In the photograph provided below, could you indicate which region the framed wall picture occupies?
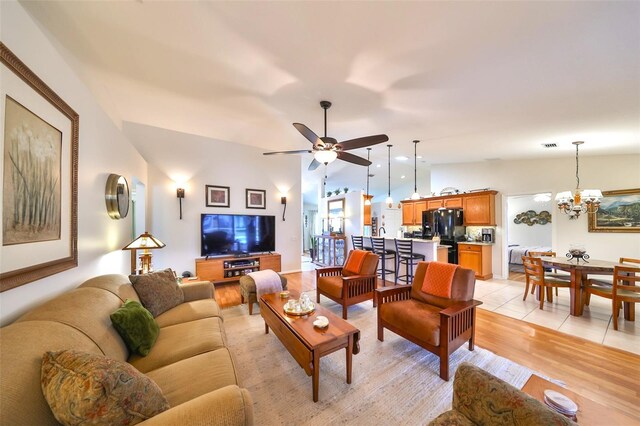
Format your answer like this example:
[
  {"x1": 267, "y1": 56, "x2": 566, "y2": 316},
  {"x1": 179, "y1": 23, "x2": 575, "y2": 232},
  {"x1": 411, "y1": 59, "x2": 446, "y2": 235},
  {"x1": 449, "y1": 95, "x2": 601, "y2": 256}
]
[
  {"x1": 588, "y1": 188, "x2": 640, "y2": 233},
  {"x1": 1, "y1": 43, "x2": 79, "y2": 292},
  {"x1": 205, "y1": 185, "x2": 230, "y2": 208},
  {"x1": 246, "y1": 189, "x2": 266, "y2": 209}
]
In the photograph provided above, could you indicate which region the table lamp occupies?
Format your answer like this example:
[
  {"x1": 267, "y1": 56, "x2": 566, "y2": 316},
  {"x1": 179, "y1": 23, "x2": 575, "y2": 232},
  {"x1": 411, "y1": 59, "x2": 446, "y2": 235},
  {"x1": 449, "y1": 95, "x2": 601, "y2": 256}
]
[{"x1": 122, "y1": 232, "x2": 166, "y2": 274}]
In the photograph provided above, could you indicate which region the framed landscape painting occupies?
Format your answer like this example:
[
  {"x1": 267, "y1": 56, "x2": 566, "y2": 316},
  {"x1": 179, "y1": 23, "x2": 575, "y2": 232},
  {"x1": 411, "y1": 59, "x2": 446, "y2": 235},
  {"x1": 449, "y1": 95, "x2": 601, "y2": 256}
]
[
  {"x1": 588, "y1": 188, "x2": 640, "y2": 233},
  {"x1": 0, "y1": 43, "x2": 79, "y2": 292},
  {"x1": 246, "y1": 189, "x2": 266, "y2": 209},
  {"x1": 205, "y1": 185, "x2": 230, "y2": 208}
]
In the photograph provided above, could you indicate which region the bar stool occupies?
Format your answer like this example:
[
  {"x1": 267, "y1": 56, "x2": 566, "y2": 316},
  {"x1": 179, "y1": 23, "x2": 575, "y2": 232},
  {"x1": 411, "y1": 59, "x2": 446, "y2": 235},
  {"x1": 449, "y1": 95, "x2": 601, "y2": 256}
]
[
  {"x1": 395, "y1": 239, "x2": 425, "y2": 285},
  {"x1": 351, "y1": 235, "x2": 372, "y2": 251},
  {"x1": 370, "y1": 237, "x2": 396, "y2": 286}
]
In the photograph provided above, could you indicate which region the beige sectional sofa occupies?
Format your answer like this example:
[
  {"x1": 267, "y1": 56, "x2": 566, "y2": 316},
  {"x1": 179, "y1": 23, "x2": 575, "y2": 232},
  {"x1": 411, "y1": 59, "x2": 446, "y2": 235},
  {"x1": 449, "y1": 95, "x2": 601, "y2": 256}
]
[{"x1": 0, "y1": 274, "x2": 253, "y2": 425}]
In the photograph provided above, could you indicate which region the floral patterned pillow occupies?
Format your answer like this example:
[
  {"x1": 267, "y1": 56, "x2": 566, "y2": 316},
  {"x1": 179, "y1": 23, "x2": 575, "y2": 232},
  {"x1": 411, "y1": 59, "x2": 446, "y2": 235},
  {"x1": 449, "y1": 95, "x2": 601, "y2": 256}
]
[
  {"x1": 129, "y1": 268, "x2": 184, "y2": 317},
  {"x1": 41, "y1": 350, "x2": 169, "y2": 426}
]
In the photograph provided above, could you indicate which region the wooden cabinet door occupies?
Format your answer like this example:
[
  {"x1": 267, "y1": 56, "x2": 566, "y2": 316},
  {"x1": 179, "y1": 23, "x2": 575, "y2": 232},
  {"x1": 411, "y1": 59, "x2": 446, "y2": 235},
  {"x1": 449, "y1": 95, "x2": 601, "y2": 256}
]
[
  {"x1": 463, "y1": 194, "x2": 495, "y2": 225},
  {"x1": 363, "y1": 196, "x2": 373, "y2": 225},
  {"x1": 413, "y1": 201, "x2": 426, "y2": 225},
  {"x1": 401, "y1": 202, "x2": 414, "y2": 225},
  {"x1": 458, "y1": 250, "x2": 482, "y2": 275},
  {"x1": 437, "y1": 247, "x2": 449, "y2": 263},
  {"x1": 444, "y1": 197, "x2": 463, "y2": 208},
  {"x1": 427, "y1": 199, "x2": 443, "y2": 210},
  {"x1": 260, "y1": 254, "x2": 281, "y2": 271}
]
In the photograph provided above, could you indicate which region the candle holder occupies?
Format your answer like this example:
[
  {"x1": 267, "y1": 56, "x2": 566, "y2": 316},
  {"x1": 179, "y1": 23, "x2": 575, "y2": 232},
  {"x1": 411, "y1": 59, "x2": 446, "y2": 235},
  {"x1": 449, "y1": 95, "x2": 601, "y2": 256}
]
[{"x1": 566, "y1": 245, "x2": 589, "y2": 263}]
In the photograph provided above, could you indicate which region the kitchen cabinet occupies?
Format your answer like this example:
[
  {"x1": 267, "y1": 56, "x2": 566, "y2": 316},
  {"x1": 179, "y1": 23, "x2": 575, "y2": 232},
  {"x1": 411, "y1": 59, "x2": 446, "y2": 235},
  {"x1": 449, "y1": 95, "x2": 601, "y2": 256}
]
[
  {"x1": 462, "y1": 193, "x2": 496, "y2": 226},
  {"x1": 427, "y1": 197, "x2": 463, "y2": 210},
  {"x1": 363, "y1": 195, "x2": 373, "y2": 226},
  {"x1": 458, "y1": 243, "x2": 492, "y2": 279},
  {"x1": 400, "y1": 200, "x2": 426, "y2": 226}
]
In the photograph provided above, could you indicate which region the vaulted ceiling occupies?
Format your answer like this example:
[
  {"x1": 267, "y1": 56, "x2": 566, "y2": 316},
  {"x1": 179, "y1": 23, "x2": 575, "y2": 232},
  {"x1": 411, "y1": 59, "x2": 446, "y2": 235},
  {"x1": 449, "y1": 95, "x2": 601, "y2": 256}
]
[{"x1": 22, "y1": 1, "x2": 640, "y2": 201}]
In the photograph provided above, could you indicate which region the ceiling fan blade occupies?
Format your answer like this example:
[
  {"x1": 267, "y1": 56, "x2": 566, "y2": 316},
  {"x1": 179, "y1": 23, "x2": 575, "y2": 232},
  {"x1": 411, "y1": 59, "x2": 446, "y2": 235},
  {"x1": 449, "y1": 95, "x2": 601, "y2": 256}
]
[
  {"x1": 308, "y1": 158, "x2": 321, "y2": 171},
  {"x1": 336, "y1": 134, "x2": 389, "y2": 151},
  {"x1": 293, "y1": 123, "x2": 324, "y2": 147},
  {"x1": 263, "y1": 149, "x2": 312, "y2": 155},
  {"x1": 337, "y1": 151, "x2": 371, "y2": 166}
]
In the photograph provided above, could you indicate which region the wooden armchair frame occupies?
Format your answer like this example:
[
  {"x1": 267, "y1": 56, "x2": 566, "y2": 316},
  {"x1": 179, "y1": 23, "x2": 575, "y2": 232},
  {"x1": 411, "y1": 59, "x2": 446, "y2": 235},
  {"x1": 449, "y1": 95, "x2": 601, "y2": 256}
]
[
  {"x1": 375, "y1": 286, "x2": 482, "y2": 380},
  {"x1": 316, "y1": 261, "x2": 379, "y2": 319}
]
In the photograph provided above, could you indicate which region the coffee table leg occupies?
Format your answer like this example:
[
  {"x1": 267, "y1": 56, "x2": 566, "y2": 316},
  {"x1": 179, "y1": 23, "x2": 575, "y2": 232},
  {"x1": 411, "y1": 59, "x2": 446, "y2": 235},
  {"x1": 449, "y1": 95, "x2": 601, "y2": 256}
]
[
  {"x1": 346, "y1": 335, "x2": 353, "y2": 384},
  {"x1": 312, "y1": 351, "x2": 320, "y2": 402},
  {"x1": 264, "y1": 322, "x2": 269, "y2": 334}
]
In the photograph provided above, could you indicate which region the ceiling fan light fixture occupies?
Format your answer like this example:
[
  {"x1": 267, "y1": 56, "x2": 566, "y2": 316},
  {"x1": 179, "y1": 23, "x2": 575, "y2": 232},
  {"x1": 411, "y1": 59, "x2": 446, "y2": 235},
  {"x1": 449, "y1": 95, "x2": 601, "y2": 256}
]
[{"x1": 314, "y1": 150, "x2": 338, "y2": 164}]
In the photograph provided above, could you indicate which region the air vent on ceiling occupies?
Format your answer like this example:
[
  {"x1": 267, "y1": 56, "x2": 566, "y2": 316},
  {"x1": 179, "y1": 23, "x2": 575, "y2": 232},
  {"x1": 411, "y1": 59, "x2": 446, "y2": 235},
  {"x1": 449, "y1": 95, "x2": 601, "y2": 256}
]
[{"x1": 542, "y1": 143, "x2": 558, "y2": 148}]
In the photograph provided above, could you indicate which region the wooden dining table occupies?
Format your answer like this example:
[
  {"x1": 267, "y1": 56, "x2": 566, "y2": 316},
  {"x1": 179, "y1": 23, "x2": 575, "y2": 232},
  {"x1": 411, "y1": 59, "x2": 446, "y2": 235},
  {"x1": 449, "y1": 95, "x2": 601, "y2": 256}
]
[{"x1": 540, "y1": 256, "x2": 635, "y2": 318}]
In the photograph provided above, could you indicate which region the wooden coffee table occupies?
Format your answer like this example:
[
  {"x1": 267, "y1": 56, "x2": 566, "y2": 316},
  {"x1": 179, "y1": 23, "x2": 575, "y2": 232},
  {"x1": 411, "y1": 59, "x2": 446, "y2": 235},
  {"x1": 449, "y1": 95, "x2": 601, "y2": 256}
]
[
  {"x1": 259, "y1": 292, "x2": 360, "y2": 402},
  {"x1": 522, "y1": 375, "x2": 637, "y2": 425}
]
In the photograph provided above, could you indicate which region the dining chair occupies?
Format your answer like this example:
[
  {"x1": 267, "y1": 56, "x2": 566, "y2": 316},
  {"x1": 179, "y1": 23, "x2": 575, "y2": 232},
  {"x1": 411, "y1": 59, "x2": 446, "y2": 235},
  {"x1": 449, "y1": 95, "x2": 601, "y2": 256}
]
[
  {"x1": 584, "y1": 265, "x2": 640, "y2": 330},
  {"x1": 522, "y1": 255, "x2": 571, "y2": 309},
  {"x1": 584, "y1": 257, "x2": 640, "y2": 306},
  {"x1": 526, "y1": 251, "x2": 570, "y2": 297},
  {"x1": 394, "y1": 238, "x2": 425, "y2": 285}
]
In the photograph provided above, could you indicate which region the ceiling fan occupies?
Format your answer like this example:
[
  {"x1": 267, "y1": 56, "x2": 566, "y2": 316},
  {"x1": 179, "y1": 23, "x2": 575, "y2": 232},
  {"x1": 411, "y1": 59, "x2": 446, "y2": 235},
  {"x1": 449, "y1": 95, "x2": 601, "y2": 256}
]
[{"x1": 263, "y1": 101, "x2": 389, "y2": 171}]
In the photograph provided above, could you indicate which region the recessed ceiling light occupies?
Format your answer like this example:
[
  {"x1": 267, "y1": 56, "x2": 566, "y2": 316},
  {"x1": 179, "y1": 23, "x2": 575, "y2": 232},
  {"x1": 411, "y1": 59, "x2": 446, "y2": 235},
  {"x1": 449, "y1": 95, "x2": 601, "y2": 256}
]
[
  {"x1": 395, "y1": 156, "x2": 409, "y2": 161},
  {"x1": 401, "y1": 175, "x2": 406, "y2": 179},
  {"x1": 376, "y1": 164, "x2": 381, "y2": 168},
  {"x1": 417, "y1": 155, "x2": 423, "y2": 159}
]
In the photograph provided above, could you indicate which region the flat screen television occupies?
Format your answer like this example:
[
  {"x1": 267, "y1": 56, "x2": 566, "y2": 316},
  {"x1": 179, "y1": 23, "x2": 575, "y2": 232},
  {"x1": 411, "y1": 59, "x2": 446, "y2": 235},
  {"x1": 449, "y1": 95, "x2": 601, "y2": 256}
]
[{"x1": 201, "y1": 214, "x2": 276, "y2": 256}]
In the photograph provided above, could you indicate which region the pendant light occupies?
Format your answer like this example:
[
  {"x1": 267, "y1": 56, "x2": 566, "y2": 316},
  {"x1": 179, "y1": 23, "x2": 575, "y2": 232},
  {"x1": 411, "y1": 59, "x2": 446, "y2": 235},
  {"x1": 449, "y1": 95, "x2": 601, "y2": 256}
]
[
  {"x1": 555, "y1": 141, "x2": 602, "y2": 219},
  {"x1": 411, "y1": 140, "x2": 420, "y2": 199},
  {"x1": 364, "y1": 148, "x2": 372, "y2": 206},
  {"x1": 385, "y1": 144, "x2": 393, "y2": 207}
]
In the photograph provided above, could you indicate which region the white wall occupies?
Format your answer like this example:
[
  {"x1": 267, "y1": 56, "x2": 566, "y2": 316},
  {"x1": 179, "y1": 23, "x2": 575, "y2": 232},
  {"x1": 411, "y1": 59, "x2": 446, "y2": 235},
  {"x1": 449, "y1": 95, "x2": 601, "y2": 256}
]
[
  {"x1": 0, "y1": 2, "x2": 148, "y2": 325},
  {"x1": 123, "y1": 123, "x2": 302, "y2": 274},
  {"x1": 431, "y1": 154, "x2": 640, "y2": 278},
  {"x1": 507, "y1": 194, "x2": 552, "y2": 247},
  {"x1": 318, "y1": 190, "x2": 364, "y2": 252}
]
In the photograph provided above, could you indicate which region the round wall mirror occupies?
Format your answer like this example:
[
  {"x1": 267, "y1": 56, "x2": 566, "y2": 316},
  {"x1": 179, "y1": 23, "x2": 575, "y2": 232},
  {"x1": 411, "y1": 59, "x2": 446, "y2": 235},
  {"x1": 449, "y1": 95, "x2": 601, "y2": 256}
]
[{"x1": 105, "y1": 174, "x2": 130, "y2": 219}]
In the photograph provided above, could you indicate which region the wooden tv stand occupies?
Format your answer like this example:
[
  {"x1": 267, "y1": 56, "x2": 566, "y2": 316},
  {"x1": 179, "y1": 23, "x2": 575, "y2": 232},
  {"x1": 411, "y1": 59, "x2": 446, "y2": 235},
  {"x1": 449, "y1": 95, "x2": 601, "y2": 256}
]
[{"x1": 195, "y1": 253, "x2": 281, "y2": 285}]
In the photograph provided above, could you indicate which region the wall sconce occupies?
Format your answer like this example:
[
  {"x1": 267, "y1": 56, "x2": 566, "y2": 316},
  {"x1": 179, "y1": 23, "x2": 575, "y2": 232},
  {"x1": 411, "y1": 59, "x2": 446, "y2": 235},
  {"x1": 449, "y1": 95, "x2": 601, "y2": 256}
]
[
  {"x1": 281, "y1": 196, "x2": 287, "y2": 221},
  {"x1": 177, "y1": 188, "x2": 185, "y2": 219}
]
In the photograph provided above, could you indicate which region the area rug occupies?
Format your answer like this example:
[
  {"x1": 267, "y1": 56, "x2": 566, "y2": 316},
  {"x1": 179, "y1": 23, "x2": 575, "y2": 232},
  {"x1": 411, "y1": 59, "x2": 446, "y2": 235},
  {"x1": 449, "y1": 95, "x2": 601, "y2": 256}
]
[{"x1": 224, "y1": 295, "x2": 534, "y2": 425}]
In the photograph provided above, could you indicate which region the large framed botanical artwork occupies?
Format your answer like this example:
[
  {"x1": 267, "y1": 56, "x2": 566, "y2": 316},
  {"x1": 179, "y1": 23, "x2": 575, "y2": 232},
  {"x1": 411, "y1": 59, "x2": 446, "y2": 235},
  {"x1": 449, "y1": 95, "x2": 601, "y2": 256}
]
[
  {"x1": 0, "y1": 43, "x2": 79, "y2": 292},
  {"x1": 588, "y1": 188, "x2": 640, "y2": 233}
]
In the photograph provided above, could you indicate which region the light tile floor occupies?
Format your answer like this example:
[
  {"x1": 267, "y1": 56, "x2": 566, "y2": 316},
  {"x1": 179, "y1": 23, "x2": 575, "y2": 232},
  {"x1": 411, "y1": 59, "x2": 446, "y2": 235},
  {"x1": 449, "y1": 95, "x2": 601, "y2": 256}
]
[{"x1": 476, "y1": 278, "x2": 640, "y2": 355}]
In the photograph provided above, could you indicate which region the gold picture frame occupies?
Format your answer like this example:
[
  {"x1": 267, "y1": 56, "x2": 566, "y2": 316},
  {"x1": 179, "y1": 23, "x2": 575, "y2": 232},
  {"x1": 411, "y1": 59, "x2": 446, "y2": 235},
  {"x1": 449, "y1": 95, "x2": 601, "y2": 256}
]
[
  {"x1": 588, "y1": 188, "x2": 640, "y2": 233},
  {"x1": 1, "y1": 43, "x2": 79, "y2": 292}
]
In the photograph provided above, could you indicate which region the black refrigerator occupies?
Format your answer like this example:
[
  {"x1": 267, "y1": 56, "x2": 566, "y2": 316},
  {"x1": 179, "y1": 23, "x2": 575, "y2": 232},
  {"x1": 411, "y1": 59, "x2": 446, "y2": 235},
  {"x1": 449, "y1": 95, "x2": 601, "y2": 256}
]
[{"x1": 422, "y1": 209, "x2": 465, "y2": 264}]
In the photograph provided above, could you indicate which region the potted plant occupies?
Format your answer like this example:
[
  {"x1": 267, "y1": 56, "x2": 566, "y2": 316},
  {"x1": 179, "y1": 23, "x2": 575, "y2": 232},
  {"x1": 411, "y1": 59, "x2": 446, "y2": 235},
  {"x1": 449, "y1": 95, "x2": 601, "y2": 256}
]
[
  {"x1": 343, "y1": 187, "x2": 349, "y2": 193},
  {"x1": 326, "y1": 191, "x2": 332, "y2": 197},
  {"x1": 334, "y1": 188, "x2": 341, "y2": 195},
  {"x1": 308, "y1": 235, "x2": 317, "y2": 260}
]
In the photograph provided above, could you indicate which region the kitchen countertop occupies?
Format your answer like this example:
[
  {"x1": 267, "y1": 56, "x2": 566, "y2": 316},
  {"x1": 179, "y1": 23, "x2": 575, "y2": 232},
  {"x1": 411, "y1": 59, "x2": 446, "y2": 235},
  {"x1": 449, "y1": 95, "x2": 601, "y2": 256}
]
[{"x1": 459, "y1": 241, "x2": 493, "y2": 246}]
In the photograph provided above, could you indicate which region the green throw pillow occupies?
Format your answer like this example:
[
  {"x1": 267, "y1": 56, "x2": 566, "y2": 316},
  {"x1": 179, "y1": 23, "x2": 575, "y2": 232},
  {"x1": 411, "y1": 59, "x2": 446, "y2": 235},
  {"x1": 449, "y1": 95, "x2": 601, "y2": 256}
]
[{"x1": 110, "y1": 299, "x2": 160, "y2": 356}]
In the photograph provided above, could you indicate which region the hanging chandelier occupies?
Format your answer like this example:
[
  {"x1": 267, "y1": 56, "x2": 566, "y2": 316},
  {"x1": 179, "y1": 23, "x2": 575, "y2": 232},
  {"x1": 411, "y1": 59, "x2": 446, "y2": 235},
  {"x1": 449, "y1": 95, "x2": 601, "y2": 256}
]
[
  {"x1": 365, "y1": 148, "x2": 372, "y2": 206},
  {"x1": 386, "y1": 144, "x2": 393, "y2": 207},
  {"x1": 411, "y1": 140, "x2": 420, "y2": 199},
  {"x1": 555, "y1": 141, "x2": 602, "y2": 219}
]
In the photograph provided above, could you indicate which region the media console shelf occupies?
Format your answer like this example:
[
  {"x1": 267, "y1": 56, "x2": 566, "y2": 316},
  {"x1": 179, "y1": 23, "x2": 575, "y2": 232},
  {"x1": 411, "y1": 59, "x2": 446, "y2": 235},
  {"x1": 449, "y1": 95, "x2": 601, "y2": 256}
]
[{"x1": 195, "y1": 253, "x2": 281, "y2": 285}]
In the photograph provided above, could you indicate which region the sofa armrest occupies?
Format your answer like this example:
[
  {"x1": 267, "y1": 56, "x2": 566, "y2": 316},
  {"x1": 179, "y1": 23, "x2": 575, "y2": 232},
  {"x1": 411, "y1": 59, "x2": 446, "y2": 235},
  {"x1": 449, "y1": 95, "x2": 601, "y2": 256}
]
[
  {"x1": 342, "y1": 275, "x2": 377, "y2": 296},
  {"x1": 181, "y1": 281, "x2": 215, "y2": 302},
  {"x1": 142, "y1": 385, "x2": 253, "y2": 426},
  {"x1": 375, "y1": 285, "x2": 411, "y2": 306}
]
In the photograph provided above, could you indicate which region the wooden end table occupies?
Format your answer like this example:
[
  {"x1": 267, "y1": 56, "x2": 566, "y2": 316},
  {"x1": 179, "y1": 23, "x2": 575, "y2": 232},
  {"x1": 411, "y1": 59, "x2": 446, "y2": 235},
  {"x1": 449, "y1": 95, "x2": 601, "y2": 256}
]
[
  {"x1": 259, "y1": 292, "x2": 360, "y2": 402},
  {"x1": 522, "y1": 375, "x2": 637, "y2": 425}
]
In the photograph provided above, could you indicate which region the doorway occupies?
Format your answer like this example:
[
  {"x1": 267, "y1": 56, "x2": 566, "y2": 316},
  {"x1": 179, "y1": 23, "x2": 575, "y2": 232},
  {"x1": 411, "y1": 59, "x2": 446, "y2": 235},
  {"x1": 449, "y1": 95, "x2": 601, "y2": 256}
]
[{"x1": 505, "y1": 193, "x2": 553, "y2": 281}]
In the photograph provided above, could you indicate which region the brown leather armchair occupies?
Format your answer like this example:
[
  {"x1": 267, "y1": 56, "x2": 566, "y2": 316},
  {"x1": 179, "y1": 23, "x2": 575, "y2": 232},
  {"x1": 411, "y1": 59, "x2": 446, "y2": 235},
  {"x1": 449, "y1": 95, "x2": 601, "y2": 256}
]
[
  {"x1": 376, "y1": 261, "x2": 482, "y2": 381},
  {"x1": 316, "y1": 250, "x2": 379, "y2": 319}
]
